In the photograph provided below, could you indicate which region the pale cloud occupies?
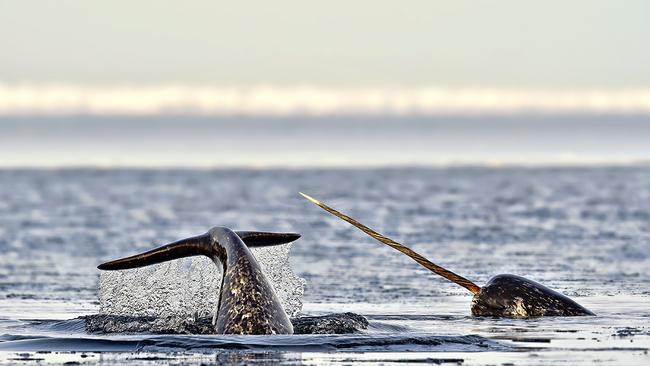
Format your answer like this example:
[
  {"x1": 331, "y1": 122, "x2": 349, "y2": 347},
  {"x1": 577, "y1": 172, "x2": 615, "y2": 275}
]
[{"x1": 1, "y1": 84, "x2": 649, "y2": 116}]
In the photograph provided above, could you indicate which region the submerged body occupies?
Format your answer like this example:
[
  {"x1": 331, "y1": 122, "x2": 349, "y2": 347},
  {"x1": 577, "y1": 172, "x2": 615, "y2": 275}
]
[
  {"x1": 471, "y1": 274, "x2": 594, "y2": 317},
  {"x1": 98, "y1": 227, "x2": 299, "y2": 335}
]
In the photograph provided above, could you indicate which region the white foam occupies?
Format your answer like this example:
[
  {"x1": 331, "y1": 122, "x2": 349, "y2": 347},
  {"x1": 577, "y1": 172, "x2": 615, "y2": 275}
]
[{"x1": 98, "y1": 244, "x2": 305, "y2": 319}]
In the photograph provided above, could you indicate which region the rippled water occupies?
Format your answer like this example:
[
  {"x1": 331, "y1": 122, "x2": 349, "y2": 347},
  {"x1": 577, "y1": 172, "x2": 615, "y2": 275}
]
[{"x1": 0, "y1": 167, "x2": 649, "y2": 365}]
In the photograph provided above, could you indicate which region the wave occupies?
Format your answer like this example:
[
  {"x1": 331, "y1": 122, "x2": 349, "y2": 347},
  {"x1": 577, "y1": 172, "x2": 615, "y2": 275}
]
[
  {"x1": 0, "y1": 333, "x2": 507, "y2": 353},
  {"x1": 0, "y1": 314, "x2": 509, "y2": 353}
]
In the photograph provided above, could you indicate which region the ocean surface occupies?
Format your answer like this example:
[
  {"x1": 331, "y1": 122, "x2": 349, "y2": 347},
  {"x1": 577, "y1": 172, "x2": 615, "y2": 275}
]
[{"x1": 0, "y1": 167, "x2": 649, "y2": 365}]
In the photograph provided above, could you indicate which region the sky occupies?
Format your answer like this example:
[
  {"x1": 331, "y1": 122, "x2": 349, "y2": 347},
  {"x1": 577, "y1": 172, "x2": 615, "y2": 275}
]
[
  {"x1": 1, "y1": 1, "x2": 650, "y2": 167},
  {"x1": 0, "y1": 0, "x2": 648, "y2": 88}
]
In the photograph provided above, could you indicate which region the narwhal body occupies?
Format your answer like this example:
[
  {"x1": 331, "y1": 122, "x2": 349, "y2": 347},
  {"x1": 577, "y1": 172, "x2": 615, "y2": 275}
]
[
  {"x1": 98, "y1": 227, "x2": 300, "y2": 334},
  {"x1": 300, "y1": 193, "x2": 593, "y2": 318},
  {"x1": 471, "y1": 274, "x2": 593, "y2": 317}
]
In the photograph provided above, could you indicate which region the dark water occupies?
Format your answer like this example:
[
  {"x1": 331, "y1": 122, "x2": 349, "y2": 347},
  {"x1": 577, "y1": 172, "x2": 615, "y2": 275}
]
[{"x1": 0, "y1": 167, "x2": 649, "y2": 365}]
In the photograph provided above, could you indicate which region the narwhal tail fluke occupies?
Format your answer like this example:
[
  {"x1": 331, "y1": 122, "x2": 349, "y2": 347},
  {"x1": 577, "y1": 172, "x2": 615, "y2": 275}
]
[
  {"x1": 300, "y1": 192, "x2": 482, "y2": 295},
  {"x1": 98, "y1": 234, "x2": 212, "y2": 270},
  {"x1": 236, "y1": 231, "x2": 301, "y2": 247}
]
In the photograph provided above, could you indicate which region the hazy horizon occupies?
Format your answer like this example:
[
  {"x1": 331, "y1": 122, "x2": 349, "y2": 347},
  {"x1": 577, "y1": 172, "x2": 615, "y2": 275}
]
[{"x1": 1, "y1": 115, "x2": 648, "y2": 168}]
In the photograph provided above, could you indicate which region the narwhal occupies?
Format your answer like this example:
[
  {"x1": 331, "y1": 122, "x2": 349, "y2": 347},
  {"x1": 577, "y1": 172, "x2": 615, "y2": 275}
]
[
  {"x1": 98, "y1": 227, "x2": 301, "y2": 334},
  {"x1": 300, "y1": 193, "x2": 594, "y2": 317}
]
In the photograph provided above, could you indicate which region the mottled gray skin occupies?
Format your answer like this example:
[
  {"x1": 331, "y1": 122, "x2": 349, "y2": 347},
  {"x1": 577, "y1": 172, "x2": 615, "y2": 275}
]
[
  {"x1": 98, "y1": 226, "x2": 297, "y2": 335},
  {"x1": 471, "y1": 274, "x2": 594, "y2": 317},
  {"x1": 207, "y1": 227, "x2": 293, "y2": 335}
]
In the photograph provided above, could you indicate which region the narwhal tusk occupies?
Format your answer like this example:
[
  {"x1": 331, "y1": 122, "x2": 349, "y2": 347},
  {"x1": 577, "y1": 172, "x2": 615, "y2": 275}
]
[{"x1": 300, "y1": 192, "x2": 482, "y2": 294}]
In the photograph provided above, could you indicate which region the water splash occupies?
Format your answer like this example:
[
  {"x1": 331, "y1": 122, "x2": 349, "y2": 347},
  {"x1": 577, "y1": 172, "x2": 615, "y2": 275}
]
[{"x1": 99, "y1": 243, "x2": 305, "y2": 321}]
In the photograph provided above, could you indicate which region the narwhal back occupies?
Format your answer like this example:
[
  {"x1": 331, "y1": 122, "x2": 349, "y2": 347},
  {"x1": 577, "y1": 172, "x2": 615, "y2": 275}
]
[{"x1": 471, "y1": 274, "x2": 594, "y2": 317}]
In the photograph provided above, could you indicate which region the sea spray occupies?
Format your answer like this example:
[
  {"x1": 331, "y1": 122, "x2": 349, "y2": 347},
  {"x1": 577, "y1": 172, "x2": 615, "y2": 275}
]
[{"x1": 99, "y1": 243, "x2": 305, "y2": 320}]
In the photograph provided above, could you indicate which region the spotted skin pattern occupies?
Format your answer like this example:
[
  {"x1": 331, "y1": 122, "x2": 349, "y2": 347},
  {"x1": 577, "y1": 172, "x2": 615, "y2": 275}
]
[
  {"x1": 209, "y1": 227, "x2": 293, "y2": 334},
  {"x1": 471, "y1": 274, "x2": 594, "y2": 317}
]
